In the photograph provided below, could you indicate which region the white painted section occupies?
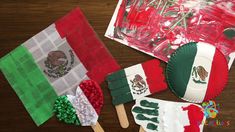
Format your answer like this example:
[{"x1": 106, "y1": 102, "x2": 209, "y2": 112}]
[
  {"x1": 124, "y1": 64, "x2": 151, "y2": 100},
  {"x1": 228, "y1": 52, "x2": 235, "y2": 69},
  {"x1": 184, "y1": 42, "x2": 216, "y2": 103}
]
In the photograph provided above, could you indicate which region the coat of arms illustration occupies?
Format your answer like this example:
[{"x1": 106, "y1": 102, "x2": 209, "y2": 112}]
[
  {"x1": 44, "y1": 50, "x2": 74, "y2": 78},
  {"x1": 192, "y1": 66, "x2": 208, "y2": 84},
  {"x1": 130, "y1": 74, "x2": 148, "y2": 95}
]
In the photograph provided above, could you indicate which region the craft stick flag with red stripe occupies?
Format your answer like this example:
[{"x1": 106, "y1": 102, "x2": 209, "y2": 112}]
[
  {"x1": 0, "y1": 7, "x2": 120, "y2": 126},
  {"x1": 107, "y1": 59, "x2": 167, "y2": 105}
]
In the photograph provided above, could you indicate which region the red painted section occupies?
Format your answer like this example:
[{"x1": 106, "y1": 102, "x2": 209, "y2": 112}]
[
  {"x1": 114, "y1": 0, "x2": 127, "y2": 28},
  {"x1": 55, "y1": 7, "x2": 120, "y2": 84},
  {"x1": 127, "y1": 6, "x2": 155, "y2": 28},
  {"x1": 182, "y1": 104, "x2": 204, "y2": 132},
  {"x1": 112, "y1": 1, "x2": 235, "y2": 63},
  {"x1": 204, "y1": 49, "x2": 228, "y2": 101},
  {"x1": 141, "y1": 59, "x2": 167, "y2": 93}
]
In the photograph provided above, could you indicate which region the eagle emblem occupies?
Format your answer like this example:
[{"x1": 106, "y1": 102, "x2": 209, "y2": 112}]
[
  {"x1": 130, "y1": 74, "x2": 148, "y2": 95},
  {"x1": 44, "y1": 50, "x2": 74, "y2": 78},
  {"x1": 192, "y1": 66, "x2": 208, "y2": 84}
]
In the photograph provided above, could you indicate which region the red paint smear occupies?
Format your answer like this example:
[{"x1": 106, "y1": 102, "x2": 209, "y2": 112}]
[
  {"x1": 79, "y1": 80, "x2": 103, "y2": 115},
  {"x1": 182, "y1": 104, "x2": 204, "y2": 132},
  {"x1": 114, "y1": 0, "x2": 127, "y2": 28},
  {"x1": 141, "y1": 59, "x2": 167, "y2": 93},
  {"x1": 127, "y1": 6, "x2": 155, "y2": 28},
  {"x1": 55, "y1": 7, "x2": 120, "y2": 84},
  {"x1": 202, "y1": 2, "x2": 235, "y2": 26}
]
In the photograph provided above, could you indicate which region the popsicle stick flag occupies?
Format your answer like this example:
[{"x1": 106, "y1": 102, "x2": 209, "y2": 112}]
[
  {"x1": 0, "y1": 7, "x2": 120, "y2": 126},
  {"x1": 54, "y1": 80, "x2": 104, "y2": 132},
  {"x1": 106, "y1": 59, "x2": 167, "y2": 128},
  {"x1": 132, "y1": 97, "x2": 206, "y2": 132}
]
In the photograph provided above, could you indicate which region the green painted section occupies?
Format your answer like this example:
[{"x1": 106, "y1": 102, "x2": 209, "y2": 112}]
[
  {"x1": 132, "y1": 99, "x2": 160, "y2": 131},
  {"x1": 224, "y1": 28, "x2": 235, "y2": 39},
  {"x1": 136, "y1": 114, "x2": 159, "y2": 123},
  {"x1": 140, "y1": 100, "x2": 159, "y2": 109},
  {"x1": 110, "y1": 85, "x2": 131, "y2": 97},
  {"x1": 106, "y1": 69, "x2": 126, "y2": 82},
  {"x1": 132, "y1": 106, "x2": 158, "y2": 116},
  {"x1": 112, "y1": 92, "x2": 133, "y2": 105},
  {"x1": 108, "y1": 77, "x2": 130, "y2": 90},
  {"x1": 107, "y1": 68, "x2": 135, "y2": 105},
  {"x1": 147, "y1": 123, "x2": 158, "y2": 131},
  {"x1": 166, "y1": 42, "x2": 197, "y2": 97},
  {"x1": 0, "y1": 45, "x2": 58, "y2": 126}
]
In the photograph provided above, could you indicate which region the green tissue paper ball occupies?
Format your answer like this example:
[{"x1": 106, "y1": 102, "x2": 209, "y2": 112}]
[{"x1": 54, "y1": 95, "x2": 80, "y2": 125}]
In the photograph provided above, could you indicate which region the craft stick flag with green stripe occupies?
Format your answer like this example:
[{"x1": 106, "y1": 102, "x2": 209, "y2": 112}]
[
  {"x1": 166, "y1": 42, "x2": 228, "y2": 103},
  {"x1": 0, "y1": 7, "x2": 119, "y2": 126},
  {"x1": 106, "y1": 59, "x2": 167, "y2": 105}
]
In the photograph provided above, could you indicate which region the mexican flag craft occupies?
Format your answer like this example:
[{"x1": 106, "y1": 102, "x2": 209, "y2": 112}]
[
  {"x1": 132, "y1": 97, "x2": 206, "y2": 132},
  {"x1": 54, "y1": 80, "x2": 104, "y2": 132},
  {"x1": 105, "y1": 0, "x2": 235, "y2": 68},
  {"x1": 0, "y1": 7, "x2": 119, "y2": 126},
  {"x1": 166, "y1": 42, "x2": 228, "y2": 103},
  {"x1": 106, "y1": 59, "x2": 167, "y2": 128}
]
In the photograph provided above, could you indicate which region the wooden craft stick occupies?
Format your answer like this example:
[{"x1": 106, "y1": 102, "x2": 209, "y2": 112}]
[
  {"x1": 91, "y1": 122, "x2": 104, "y2": 132},
  {"x1": 115, "y1": 104, "x2": 129, "y2": 128},
  {"x1": 139, "y1": 126, "x2": 145, "y2": 132}
]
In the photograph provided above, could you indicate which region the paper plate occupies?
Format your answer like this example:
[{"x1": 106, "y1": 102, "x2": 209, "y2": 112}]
[{"x1": 166, "y1": 42, "x2": 228, "y2": 103}]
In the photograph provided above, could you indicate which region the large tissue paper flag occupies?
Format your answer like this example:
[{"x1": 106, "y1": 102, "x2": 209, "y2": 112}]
[{"x1": 0, "y1": 7, "x2": 120, "y2": 126}]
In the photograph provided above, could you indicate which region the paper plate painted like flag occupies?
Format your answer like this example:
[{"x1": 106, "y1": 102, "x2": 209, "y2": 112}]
[
  {"x1": 132, "y1": 97, "x2": 206, "y2": 132},
  {"x1": 0, "y1": 7, "x2": 120, "y2": 126},
  {"x1": 166, "y1": 42, "x2": 228, "y2": 103}
]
